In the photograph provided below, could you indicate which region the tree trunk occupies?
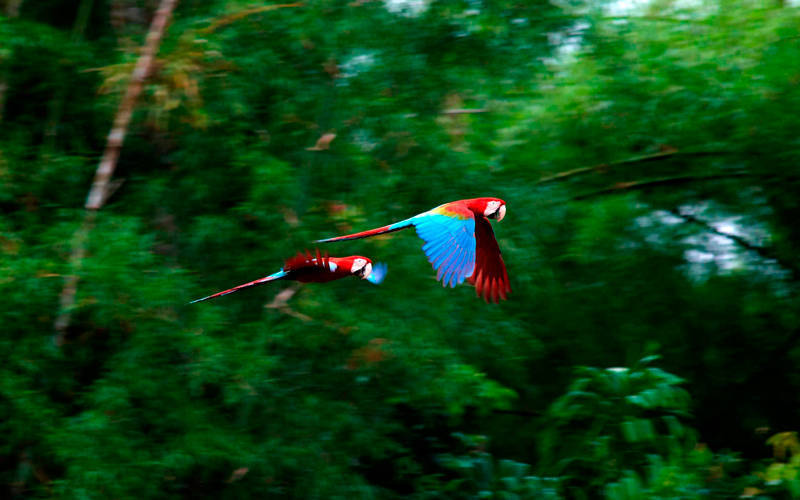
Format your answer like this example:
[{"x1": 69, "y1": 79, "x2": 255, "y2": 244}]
[
  {"x1": 54, "y1": 0, "x2": 179, "y2": 344},
  {"x1": 86, "y1": 0, "x2": 178, "y2": 209}
]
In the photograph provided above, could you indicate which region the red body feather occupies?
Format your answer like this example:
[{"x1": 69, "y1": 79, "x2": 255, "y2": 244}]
[
  {"x1": 286, "y1": 250, "x2": 360, "y2": 283},
  {"x1": 190, "y1": 249, "x2": 373, "y2": 304}
]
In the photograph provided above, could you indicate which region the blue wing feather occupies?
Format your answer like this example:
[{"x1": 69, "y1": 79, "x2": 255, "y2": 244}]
[
  {"x1": 411, "y1": 212, "x2": 476, "y2": 288},
  {"x1": 447, "y1": 242, "x2": 466, "y2": 287},
  {"x1": 449, "y1": 224, "x2": 473, "y2": 287},
  {"x1": 450, "y1": 246, "x2": 467, "y2": 287},
  {"x1": 437, "y1": 245, "x2": 457, "y2": 285},
  {"x1": 444, "y1": 249, "x2": 460, "y2": 287},
  {"x1": 431, "y1": 237, "x2": 455, "y2": 266}
]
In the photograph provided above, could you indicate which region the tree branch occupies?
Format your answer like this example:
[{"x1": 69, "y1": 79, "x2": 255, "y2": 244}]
[
  {"x1": 54, "y1": 0, "x2": 179, "y2": 345},
  {"x1": 570, "y1": 172, "x2": 753, "y2": 200},
  {"x1": 669, "y1": 208, "x2": 800, "y2": 279},
  {"x1": 53, "y1": 213, "x2": 95, "y2": 339},
  {"x1": 599, "y1": 15, "x2": 709, "y2": 24},
  {"x1": 537, "y1": 150, "x2": 742, "y2": 185},
  {"x1": 85, "y1": 0, "x2": 178, "y2": 210},
  {"x1": 200, "y1": 3, "x2": 304, "y2": 34},
  {"x1": 441, "y1": 108, "x2": 489, "y2": 115}
]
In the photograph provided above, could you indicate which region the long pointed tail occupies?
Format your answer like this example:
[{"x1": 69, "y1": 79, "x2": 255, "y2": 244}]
[
  {"x1": 189, "y1": 270, "x2": 288, "y2": 304},
  {"x1": 315, "y1": 219, "x2": 414, "y2": 243}
]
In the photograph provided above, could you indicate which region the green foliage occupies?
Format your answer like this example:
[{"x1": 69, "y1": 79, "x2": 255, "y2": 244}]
[
  {"x1": 435, "y1": 433, "x2": 562, "y2": 499},
  {"x1": 749, "y1": 432, "x2": 800, "y2": 498},
  {"x1": 540, "y1": 357, "x2": 687, "y2": 496},
  {"x1": 3, "y1": 0, "x2": 800, "y2": 497}
]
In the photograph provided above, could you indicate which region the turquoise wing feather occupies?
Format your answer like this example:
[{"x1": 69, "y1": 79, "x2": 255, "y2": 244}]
[{"x1": 412, "y1": 206, "x2": 476, "y2": 288}]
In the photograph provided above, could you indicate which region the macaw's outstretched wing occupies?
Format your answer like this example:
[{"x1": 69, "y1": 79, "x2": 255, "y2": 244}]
[
  {"x1": 366, "y1": 262, "x2": 388, "y2": 285},
  {"x1": 413, "y1": 204, "x2": 476, "y2": 288},
  {"x1": 468, "y1": 216, "x2": 510, "y2": 303},
  {"x1": 189, "y1": 270, "x2": 288, "y2": 304}
]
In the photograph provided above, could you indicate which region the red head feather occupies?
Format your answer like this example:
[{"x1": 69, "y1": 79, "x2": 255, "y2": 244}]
[{"x1": 462, "y1": 197, "x2": 506, "y2": 220}]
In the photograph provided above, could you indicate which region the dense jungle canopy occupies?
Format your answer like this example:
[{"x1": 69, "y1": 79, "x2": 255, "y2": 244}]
[{"x1": 3, "y1": 0, "x2": 800, "y2": 497}]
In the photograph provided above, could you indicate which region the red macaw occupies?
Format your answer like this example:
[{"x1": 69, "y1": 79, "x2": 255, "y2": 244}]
[
  {"x1": 190, "y1": 249, "x2": 387, "y2": 304},
  {"x1": 316, "y1": 197, "x2": 510, "y2": 302}
]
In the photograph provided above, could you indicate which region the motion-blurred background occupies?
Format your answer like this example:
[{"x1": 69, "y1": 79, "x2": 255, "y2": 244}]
[{"x1": 3, "y1": 0, "x2": 800, "y2": 497}]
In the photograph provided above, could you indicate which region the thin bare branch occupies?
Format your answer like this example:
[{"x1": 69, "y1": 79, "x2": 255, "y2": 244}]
[
  {"x1": 570, "y1": 172, "x2": 753, "y2": 200},
  {"x1": 537, "y1": 150, "x2": 741, "y2": 185},
  {"x1": 670, "y1": 208, "x2": 800, "y2": 280},
  {"x1": 441, "y1": 108, "x2": 489, "y2": 115},
  {"x1": 265, "y1": 284, "x2": 313, "y2": 321},
  {"x1": 86, "y1": 0, "x2": 179, "y2": 210},
  {"x1": 0, "y1": 82, "x2": 7, "y2": 122},
  {"x1": 306, "y1": 132, "x2": 336, "y2": 151},
  {"x1": 55, "y1": 0, "x2": 179, "y2": 344},
  {"x1": 265, "y1": 285, "x2": 353, "y2": 331},
  {"x1": 200, "y1": 3, "x2": 304, "y2": 34},
  {"x1": 599, "y1": 15, "x2": 707, "y2": 24},
  {"x1": 53, "y1": 213, "x2": 95, "y2": 340}
]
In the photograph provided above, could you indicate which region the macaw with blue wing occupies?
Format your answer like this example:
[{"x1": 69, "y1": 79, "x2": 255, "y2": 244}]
[
  {"x1": 316, "y1": 197, "x2": 510, "y2": 302},
  {"x1": 190, "y1": 249, "x2": 387, "y2": 304}
]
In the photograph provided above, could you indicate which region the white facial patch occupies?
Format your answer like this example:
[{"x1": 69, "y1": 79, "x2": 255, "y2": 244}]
[
  {"x1": 351, "y1": 258, "x2": 367, "y2": 274},
  {"x1": 484, "y1": 200, "x2": 502, "y2": 217}
]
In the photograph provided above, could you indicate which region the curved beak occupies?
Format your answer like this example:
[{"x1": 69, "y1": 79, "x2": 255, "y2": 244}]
[
  {"x1": 360, "y1": 262, "x2": 373, "y2": 280},
  {"x1": 495, "y1": 204, "x2": 506, "y2": 221}
]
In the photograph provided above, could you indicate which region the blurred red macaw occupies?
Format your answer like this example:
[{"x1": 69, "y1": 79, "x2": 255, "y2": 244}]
[
  {"x1": 317, "y1": 197, "x2": 510, "y2": 302},
  {"x1": 190, "y1": 249, "x2": 387, "y2": 304}
]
